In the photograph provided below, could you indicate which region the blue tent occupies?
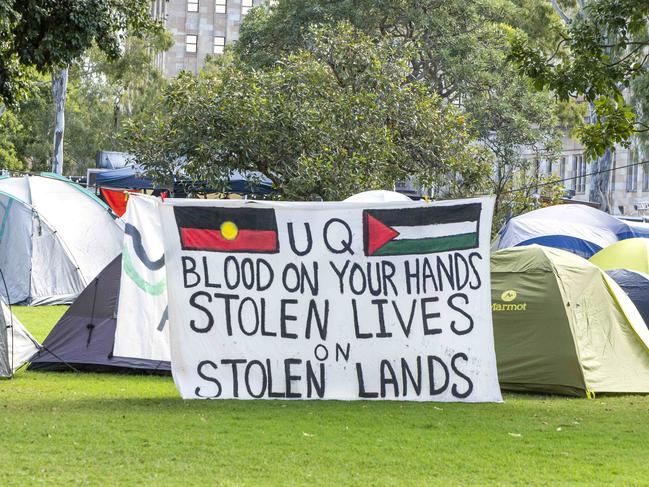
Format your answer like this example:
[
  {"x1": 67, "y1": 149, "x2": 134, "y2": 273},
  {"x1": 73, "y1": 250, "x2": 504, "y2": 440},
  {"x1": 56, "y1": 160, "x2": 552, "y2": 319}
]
[
  {"x1": 95, "y1": 167, "x2": 274, "y2": 195},
  {"x1": 606, "y1": 269, "x2": 649, "y2": 331},
  {"x1": 95, "y1": 167, "x2": 154, "y2": 189},
  {"x1": 495, "y1": 204, "x2": 649, "y2": 258}
]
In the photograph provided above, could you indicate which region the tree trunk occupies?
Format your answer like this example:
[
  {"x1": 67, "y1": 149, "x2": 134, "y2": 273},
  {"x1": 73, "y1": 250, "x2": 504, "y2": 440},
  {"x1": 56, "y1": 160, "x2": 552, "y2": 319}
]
[
  {"x1": 51, "y1": 68, "x2": 68, "y2": 175},
  {"x1": 549, "y1": 2, "x2": 614, "y2": 212},
  {"x1": 589, "y1": 150, "x2": 613, "y2": 212}
]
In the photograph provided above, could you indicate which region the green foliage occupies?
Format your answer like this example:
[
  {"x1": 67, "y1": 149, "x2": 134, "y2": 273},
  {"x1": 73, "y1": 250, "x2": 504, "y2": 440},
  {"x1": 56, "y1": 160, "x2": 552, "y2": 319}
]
[
  {"x1": 576, "y1": 95, "x2": 637, "y2": 159},
  {"x1": 1, "y1": 81, "x2": 52, "y2": 172},
  {"x1": 1, "y1": 32, "x2": 168, "y2": 175},
  {"x1": 124, "y1": 23, "x2": 488, "y2": 200},
  {"x1": 509, "y1": 0, "x2": 649, "y2": 157},
  {"x1": 0, "y1": 0, "x2": 164, "y2": 106},
  {"x1": 631, "y1": 73, "x2": 649, "y2": 154},
  {"x1": 0, "y1": 108, "x2": 23, "y2": 169},
  {"x1": 459, "y1": 24, "x2": 563, "y2": 220},
  {"x1": 230, "y1": 0, "x2": 564, "y2": 208}
]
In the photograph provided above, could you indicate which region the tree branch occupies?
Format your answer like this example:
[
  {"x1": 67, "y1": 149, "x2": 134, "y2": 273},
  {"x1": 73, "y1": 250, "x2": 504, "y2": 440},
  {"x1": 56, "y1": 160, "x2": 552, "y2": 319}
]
[{"x1": 549, "y1": 0, "x2": 571, "y2": 25}]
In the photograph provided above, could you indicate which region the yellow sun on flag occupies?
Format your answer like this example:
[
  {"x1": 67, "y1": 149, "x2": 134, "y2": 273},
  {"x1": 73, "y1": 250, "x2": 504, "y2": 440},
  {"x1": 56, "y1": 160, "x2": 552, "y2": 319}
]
[{"x1": 220, "y1": 221, "x2": 239, "y2": 240}]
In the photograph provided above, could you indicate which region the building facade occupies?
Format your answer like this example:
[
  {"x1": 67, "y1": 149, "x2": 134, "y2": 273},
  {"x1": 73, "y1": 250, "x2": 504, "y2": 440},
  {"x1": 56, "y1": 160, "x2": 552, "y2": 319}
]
[
  {"x1": 535, "y1": 135, "x2": 647, "y2": 217},
  {"x1": 151, "y1": 0, "x2": 266, "y2": 78}
]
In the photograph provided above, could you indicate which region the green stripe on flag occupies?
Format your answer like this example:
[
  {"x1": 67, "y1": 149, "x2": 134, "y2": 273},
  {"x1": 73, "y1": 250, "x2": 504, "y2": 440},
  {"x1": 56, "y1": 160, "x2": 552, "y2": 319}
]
[
  {"x1": 373, "y1": 233, "x2": 477, "y2": 256},
  {"x1": 123, "y1": 247, "x2": 167, "y2": 296}
]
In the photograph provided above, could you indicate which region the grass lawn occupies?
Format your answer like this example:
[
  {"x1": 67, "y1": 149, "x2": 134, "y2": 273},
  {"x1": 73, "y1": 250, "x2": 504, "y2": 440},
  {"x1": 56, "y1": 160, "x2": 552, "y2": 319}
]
[{"x1": 1, "y1": 306, "x2": 648, "y2": 485}]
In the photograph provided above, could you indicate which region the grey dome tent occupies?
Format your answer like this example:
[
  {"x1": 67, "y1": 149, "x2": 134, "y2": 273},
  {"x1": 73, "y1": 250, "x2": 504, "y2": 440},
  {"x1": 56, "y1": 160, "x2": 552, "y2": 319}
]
[
  {"x1": 28, "y1": 255, "x2": 170, "y2": 373},
  {"x1": 0, "y1": 299, "x2": 40, "y2": 377},
  {"x1": 606, "y1": 269, "x2": 649, "y2": 330},
  {"x1": 0, "y1": 173, "x2": 123, "y2": 305}
]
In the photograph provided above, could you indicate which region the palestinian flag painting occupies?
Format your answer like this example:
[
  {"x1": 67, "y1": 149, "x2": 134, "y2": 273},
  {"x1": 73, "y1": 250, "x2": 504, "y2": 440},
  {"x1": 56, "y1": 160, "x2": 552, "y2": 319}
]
[
  {"x1": 174, "y1": 206, "x2": 279, "y2": 253},
  {"x1": 363, "y1": 203, "x2": 481, "y2": 256}
]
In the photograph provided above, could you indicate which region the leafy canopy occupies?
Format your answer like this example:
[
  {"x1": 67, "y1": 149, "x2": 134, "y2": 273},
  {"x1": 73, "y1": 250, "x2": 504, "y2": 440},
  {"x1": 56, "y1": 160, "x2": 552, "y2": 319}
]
[
  {"x1": 0, "y1": 0, "x2": 163, "y2": 106},
  {"x1": 2, "y1": 31, "x2": 170, "y2": 175},
  {"x1": 509, "y1": 0, "x2": 649, "y2": 159},
  {"x1": 123, "y1": 23, "x2": 488, "y2": 200},
  {"x1": 233, "y1": 0, "x2": 563, "y2": 216}
]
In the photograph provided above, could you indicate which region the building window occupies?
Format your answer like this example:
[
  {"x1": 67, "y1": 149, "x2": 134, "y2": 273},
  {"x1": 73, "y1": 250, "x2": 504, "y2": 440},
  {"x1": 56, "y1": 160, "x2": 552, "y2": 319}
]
[
  {"x1": 545, "y1": 159, "x2": 552, "y2": 176},
  {"x1": 241, "y1": 0, "x2": 253, "y2": 15},
  {"x1": 187, "y1": 0, "x2": 199, "y2": 12},
  {"x1": 559, "y1": 156, "x2": 566, "y2": 182},
  {"x1": 574, "y1": 154, "x2": 586, "y2": 193},
  {"x1": 215, "y1": 0, "x2": 226, "y2": 14},
  {"x1": 213, "y1": 36, "x2": 225, "y2": 54},
  {"x1": 627, "y1": 162, "x2": 638, "y2": 192},
  {"x1": 186, "y1": 34, "x2": 198, "y2": 53},
  {"x1": 643, "y1": 163, "x2": 649, "y2": 192}
]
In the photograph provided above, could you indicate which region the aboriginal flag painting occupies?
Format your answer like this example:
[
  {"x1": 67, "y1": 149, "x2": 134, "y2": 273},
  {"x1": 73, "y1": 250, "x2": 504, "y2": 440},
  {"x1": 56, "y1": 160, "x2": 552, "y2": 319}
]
[
  {"x1": 174, "y1": 206, "x2": 279, "y2": 253},
  {"x1": 363, "y1": 203, "x2": 481, "y2": 256}
]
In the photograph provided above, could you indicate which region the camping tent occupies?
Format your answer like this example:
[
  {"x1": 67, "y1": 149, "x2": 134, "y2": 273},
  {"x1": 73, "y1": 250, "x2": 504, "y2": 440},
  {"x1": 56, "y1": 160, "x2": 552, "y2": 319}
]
[
  {"x1": 606, "y1": 269, "x2": 649, "y2": 330},
  {"x1": 344, "y1": 190, "x2": 412, "y2": 202},
  {"x1": 491, "y1": 245, "x2": 649, "y2": 396},
  {"x1": 95, "y1": 167, "x2": 274, "y2": 195},
  {"x1": 0, "y1": 173, "x2": 123, "y2": 305},
  {"x1": 28, "y1": 255, "x2": 170, "y2": 373},
  {"x1": 589, "y1": 238, "x2": 649, "y2": 273},
  {"x1": 494, "y1": 204, "x2": 649, "y2": 258},
  {"x1": 0, "y1": 300, "x2": 40, "y2": 377}
]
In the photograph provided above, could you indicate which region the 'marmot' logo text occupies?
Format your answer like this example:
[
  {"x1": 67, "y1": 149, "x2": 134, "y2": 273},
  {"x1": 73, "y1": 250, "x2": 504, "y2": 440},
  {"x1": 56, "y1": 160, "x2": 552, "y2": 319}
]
[
  {"x1": 492, "y1": 302, "x2": 527, "y2": 312},
  {"x1": 492, "y1": 289, "x2": 527, "y2": 311}
]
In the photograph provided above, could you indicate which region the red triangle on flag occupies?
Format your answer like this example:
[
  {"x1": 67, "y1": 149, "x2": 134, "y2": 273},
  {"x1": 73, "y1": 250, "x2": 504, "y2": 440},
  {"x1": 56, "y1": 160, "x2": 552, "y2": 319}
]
[{"x1": 366, "y1": 214, "x2": 399, "y2": 255}]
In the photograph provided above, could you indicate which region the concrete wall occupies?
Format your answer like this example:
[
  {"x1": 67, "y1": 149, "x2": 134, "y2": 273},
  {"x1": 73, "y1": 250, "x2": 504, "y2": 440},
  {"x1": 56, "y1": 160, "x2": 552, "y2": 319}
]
[
  {"x1": 158, "y1": 0, "x2": 265, "y2": 78},
  {"x1": 525, "y1": 134, "x2": 647, "y2": 216}
]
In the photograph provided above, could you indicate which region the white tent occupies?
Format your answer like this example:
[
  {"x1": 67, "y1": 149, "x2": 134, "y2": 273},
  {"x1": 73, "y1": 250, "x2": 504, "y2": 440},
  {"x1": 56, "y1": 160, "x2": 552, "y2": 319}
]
[
  {"x1": 344, "y1": 190, "x2": 411, "y2": 202},
  {"x1": 0, "y1": 173, "x2": 124, "y2": 305},
  {"x1": 0, "y1": 300, "x2": 40, "y2": 377},
  {"x1": 494, "y1": 204, "x2": 649, "y2": 258}
]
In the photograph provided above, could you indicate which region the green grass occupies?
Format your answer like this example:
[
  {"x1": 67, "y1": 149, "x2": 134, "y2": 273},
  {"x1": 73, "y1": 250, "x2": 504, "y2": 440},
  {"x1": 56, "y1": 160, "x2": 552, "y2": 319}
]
[
  {"x1": 1, "y1": 307, "x2": 649, "y2": 485},
  {"x1": 12, "y1": 305, "x2": 68, "y2": 342}
]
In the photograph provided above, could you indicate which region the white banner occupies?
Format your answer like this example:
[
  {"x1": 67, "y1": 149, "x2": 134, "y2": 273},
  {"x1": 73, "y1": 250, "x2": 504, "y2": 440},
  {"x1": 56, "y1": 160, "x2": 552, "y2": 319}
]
[
  {"x1": 114, "y1": 195, "x2": 171, "y2": 362},
  {"x1": 160, "y1": 197, "x2": 501, "y2": 402}
]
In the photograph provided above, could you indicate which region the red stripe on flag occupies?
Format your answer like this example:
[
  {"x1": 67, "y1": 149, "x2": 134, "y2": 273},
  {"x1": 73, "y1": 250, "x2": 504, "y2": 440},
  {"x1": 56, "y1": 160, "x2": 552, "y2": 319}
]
[{"x1": 180, "y1": 227, "x2": 278, "y2": 252}]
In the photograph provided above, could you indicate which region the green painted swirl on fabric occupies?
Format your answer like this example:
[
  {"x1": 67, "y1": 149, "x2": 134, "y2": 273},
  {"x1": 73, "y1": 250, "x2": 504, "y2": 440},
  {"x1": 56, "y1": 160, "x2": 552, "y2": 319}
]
[{"x1": 123, "y1": 247, "x2": 167, "y2": 296}]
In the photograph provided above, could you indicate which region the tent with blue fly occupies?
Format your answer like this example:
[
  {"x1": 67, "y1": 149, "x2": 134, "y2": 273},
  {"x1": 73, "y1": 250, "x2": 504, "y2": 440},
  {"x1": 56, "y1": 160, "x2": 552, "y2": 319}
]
[
  {"x1": 95, "y1": 167, "x2": 274, "y2": 195},
  {"x1": 494, "y1": 204, "x2": 649, "y2": 258}
]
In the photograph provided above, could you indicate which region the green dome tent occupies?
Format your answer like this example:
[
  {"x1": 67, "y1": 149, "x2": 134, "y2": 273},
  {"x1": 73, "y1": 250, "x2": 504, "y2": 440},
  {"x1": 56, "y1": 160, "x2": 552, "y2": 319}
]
[{"x1": 491, "y1": 245, "x2": 649, "y2": 396}]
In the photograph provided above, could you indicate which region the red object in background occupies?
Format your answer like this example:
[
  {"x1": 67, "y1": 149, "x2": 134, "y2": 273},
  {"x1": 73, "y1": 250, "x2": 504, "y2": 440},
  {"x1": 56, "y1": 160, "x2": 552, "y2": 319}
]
[{"x1": 100, "y1": 188, "x2": 131, "y2": 217}]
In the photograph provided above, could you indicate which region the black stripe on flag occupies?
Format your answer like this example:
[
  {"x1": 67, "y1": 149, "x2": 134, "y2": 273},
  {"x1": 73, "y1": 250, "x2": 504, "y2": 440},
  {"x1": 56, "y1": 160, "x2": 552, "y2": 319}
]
[
  {"x1": 173, "y1": 206, "x2": 278, "y2": 232},
  {"x1": 364, "y1": 203, "x2": 481, "y2": 227}
]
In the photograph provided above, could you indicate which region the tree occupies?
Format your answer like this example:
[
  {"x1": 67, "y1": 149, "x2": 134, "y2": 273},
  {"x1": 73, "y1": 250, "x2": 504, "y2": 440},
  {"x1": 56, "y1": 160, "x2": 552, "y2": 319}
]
[
  {"x1": 234, "y1": 0, "x2": 564, "y2": 216},
  {"x1": 123, "y1": 23, "x2": 489, "y2": 200},
  {"x1": 465, "y1": 50, "x2": 563, "y2": 220},
  {"x1": 2, "y1": 33, "x2": 169, "y2": 175},
  {"x1": 0, "y1": 109, "x2": 23, "y2": 169},
  {"x1": 0, "y1": 0, "x2": 164, "y2": 174},
  {"x1": 0, "y1": 0, "x2": 162, "y2": 106},
  {"x1": 510, "y1": 0, "x2": 649, "y2": 158}
]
